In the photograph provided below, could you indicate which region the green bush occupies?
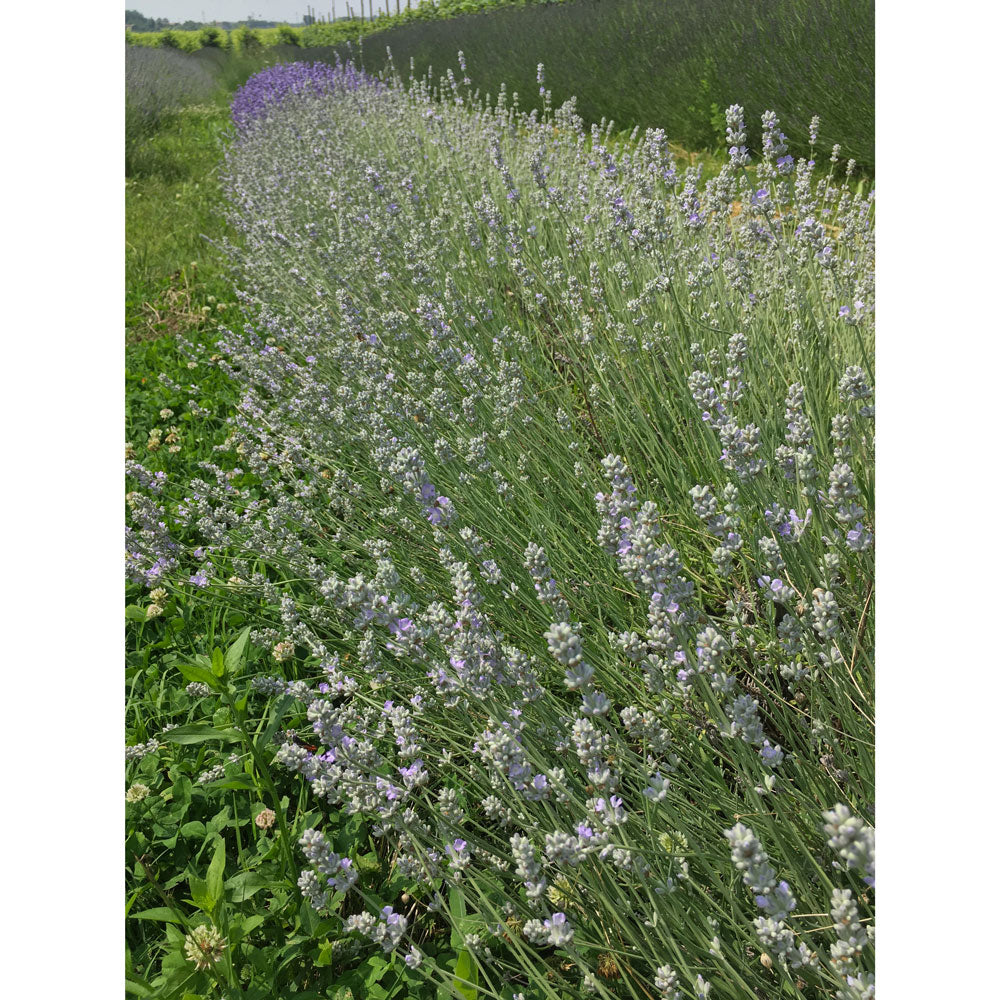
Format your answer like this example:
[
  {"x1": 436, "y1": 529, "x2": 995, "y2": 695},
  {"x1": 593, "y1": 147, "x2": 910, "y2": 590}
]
[
  {"x1": 234, "y1": 27, "x2": 263, "y2": 56},
  {"x1": 198, "y1": 26, "x2": 225, "y2": 48}
]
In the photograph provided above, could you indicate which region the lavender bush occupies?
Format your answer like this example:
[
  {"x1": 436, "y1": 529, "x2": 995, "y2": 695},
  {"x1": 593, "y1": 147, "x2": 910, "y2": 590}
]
[
  {"x1": 230, "y1": 58, "x2": 378, "y2": 131},
  {"x1": 127, "y1": 57, "x2": 874, "y2": 999},
  {"x1": 126, "y1": 42, "x2": 221, "y2": 129}
]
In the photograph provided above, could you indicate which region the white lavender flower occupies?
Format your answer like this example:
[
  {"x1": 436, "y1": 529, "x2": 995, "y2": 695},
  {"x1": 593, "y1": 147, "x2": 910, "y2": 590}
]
[
  {"x1": 125, "y1": 738, "x2": 159, "y2": 762},
  {"x1": 654, "y1": 964, "x2": 681, "y2": 998},
  {"x1": 543, "y1": 911, "x2": 574, "y2": 946},
  {"x1": 823, "y1": 805, "x2": 875, "y2": 886}
]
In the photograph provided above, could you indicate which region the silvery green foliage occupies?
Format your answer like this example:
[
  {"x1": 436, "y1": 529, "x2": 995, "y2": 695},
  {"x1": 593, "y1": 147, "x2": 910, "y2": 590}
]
[
  {"x1": 126, "y1": 59, "x2": 874, "y2": 998},
  {"x1": 125, "y1": 43, "x2": 220, "y2": 152}
]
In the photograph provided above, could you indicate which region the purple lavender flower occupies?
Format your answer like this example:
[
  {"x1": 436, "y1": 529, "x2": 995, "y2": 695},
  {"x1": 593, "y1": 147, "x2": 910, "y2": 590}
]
[{"x1": 231, "y1": 59, "x2": 379, "y2": 132}]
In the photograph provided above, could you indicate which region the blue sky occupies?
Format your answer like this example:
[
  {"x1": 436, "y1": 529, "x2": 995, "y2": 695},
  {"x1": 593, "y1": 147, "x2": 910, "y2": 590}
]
[{"x1": 132, "y1": 1, "x2": 396, "y2": 22}]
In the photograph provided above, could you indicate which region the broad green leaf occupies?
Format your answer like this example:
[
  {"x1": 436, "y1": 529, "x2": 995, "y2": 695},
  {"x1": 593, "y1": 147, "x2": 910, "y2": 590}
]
[
  {"x1": 314, "y1": 939, "x2": 333, "y2": 967},
  {"x1": 125, "y1": 978, "x2": 154, "y2": 997},
  {"x1": 330, "y1": 986, "x2": 360, "y2": 1000},
  {"x1": 189, "y1": 874, "x2": 214, "y2": 913},
  {"x1": 312, "y1": 917, "x2": 339, "y2": 937},
  {"x1": 164, "y1": 923, "x2": 186, "y2": 946},
  {"x1": 449, "y1": 886, "x2": 468, "y2": 949},
  {"x1": 224, "y1": 626, "x2": 251, "y2": 676},
  {"x1": 175, "y1": 662, "x2": 222, "y2": 691},
  {"x1": 449, "y1": 886, "x2": 467, "y2": 922},
  {"x1": 225, "y1": 871, "x2": 271, "y2": 901},
  {"x1": 453, "y1": 950, "x2": 478, "y2": 1000},
  {"x1": 161, "y1": 724, "x2": 242, "y2": 745},
  {"x1": 210, "y1": 775, "x2": 258, "y2": 791},
  {"x1": 361, "y1": 955, "x2": 389, "y2": 987},
  {"x1": 125, "y1": 605, "x2": 148, "y2": 622},
  {"x1": 171, "y1": 776, "x2": 193, "y2": 807},
  {"x1": 241, "y1": 914, "x2": 267, "y2": 936},
  {"x1": 335, "y1": 812, "x2": 366, "y2": 855},
  {"x1": 130, "y1": 907, "x2": 182, "y2": 923},
  {"x1": 206, "y1": 837, "x2": 225, "y2": 906},
  {"x1": 258, "y1": 696, "x2": 293, "y2": 748},
  {"x1": 211, "y1": 646, "x2": 226, "y2": 677},
  {"x1": 241, "y1": 989, "x2": 274, "y2": 1000},
  {"x1": 206, "y1": 806, "x2": 231, "y2": 834}
]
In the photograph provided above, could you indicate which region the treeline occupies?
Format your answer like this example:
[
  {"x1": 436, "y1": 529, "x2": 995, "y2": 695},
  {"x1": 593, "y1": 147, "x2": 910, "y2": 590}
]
[
  {"x1": 126, "y1": 10, "x2": 298, "y2": 33},
  {"x1": 125, "y1": 2, "x2": 572, "y2": 47}
]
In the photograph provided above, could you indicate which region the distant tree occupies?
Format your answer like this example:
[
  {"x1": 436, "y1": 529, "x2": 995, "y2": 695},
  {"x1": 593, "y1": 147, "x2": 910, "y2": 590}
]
[
  {"x1": 159, "y1": 29, "x2": 181, "y2": 48},
  {"x1": 199, "y1": 25, "x2": 225, "y2": 47},
  {"x1": 234, "y1": 27, "x2": 263, "y2": 55},
  {"x1": 125, "y1": 8, "x2": 158, "y2": 32}
]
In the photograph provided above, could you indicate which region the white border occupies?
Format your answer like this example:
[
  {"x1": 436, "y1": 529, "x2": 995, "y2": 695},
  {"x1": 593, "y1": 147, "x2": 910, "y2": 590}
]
[{"x1": 3, "y1": 0, "x2": 997, "y2": 992}]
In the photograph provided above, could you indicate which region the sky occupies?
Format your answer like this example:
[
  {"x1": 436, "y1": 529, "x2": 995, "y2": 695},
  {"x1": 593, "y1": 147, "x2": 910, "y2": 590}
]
[{"x1": 131, "y1": 0, "x2": 396, "y2": 22}]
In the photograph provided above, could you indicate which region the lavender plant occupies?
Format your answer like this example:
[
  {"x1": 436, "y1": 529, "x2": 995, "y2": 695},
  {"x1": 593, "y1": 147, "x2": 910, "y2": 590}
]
[
  {"x1": 126, "y1": 43, "x2": 221, "y2": 166},
  {"x1": 127, "y1": 56, "x2": 874, "y2": 999}
]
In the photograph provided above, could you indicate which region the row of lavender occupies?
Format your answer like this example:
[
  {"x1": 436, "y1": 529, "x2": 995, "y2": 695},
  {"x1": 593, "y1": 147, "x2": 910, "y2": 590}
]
[{"x1": 128, "y1": 58, "x2": 874, "y2": 999}]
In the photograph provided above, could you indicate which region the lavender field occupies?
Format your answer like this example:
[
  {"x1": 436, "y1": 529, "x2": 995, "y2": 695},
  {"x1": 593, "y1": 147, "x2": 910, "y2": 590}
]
[{"x1": 126, "y1": 47, "x2": 874, "y2": 1000}]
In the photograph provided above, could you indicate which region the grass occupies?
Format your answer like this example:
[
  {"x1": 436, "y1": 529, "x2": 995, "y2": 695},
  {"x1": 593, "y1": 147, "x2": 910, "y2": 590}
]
[{"x1": 126, "y1": 104, "x2": 235, "y2": 341}]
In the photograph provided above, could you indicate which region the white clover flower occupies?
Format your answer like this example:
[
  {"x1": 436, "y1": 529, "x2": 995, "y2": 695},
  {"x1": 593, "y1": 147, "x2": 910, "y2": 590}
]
[
  {"x1": 255, "y1": 807, "x2": 277, "y2": 830},
  {"x1": 183, "y1": 923, "x2": 227, "y2": 971},
  {"x1": 272, "y1": 640, "x2": 295, "y2": 662},
  {"x1": 125, "y1": 783, "x2": 151, "y2": 803}
]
